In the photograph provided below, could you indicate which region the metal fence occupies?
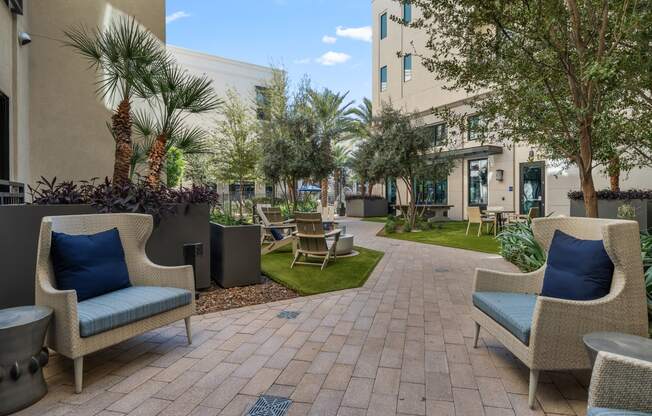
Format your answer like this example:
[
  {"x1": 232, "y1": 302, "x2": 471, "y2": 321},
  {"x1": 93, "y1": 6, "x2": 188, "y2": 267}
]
[{"x1": 0, "y1": 179, "x2": 25, "y2": 205}]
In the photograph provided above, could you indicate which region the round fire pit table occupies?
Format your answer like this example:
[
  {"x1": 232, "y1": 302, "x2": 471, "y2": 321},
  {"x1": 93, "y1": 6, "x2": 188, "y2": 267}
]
[
  {"x1": 336, "y1": 234, "x2": 354, "y2": 255},
  {"x1": 583, "y1": 332, "x2": 652, "y2": 367},
  {"x1": 0, "y1": 306, "x2": 52, "y2": 416}
]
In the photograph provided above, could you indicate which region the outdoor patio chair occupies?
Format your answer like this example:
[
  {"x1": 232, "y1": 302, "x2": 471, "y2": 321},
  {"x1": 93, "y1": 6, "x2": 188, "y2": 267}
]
[
  {"x1": 466, "y1": 206, "x2": 496, "y2": 236},
  {"x1": 508, "y1": 207, "x2": 540, "y2": 224},
  {"x1": 471, "y1": 217, "x2": 648, "y2": 409},
  {"x1": 291, "y1": 212, "x2": 341, "y2": 270},
  {"x1": 35, "y1": 214, "x2": 195, "y2": 393},
  {"x1": 587, "y1": 351, "x2": 652, "y2": 415},
  {"x1": 257, "y1": 205, "x2": 296, "y2": 255}
]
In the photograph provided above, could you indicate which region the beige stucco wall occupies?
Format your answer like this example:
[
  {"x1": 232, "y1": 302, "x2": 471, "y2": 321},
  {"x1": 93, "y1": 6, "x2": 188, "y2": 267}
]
[
  {"x1": 372, "y1": 0, "x2": 652, "y2": 220},
  {"x1": 0, "y1": 0, "x2": 165, "y2": 188}
]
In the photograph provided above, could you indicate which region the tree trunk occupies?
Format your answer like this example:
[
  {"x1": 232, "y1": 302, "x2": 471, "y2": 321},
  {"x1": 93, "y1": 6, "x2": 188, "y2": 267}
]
[
  {"x1": 146, "y1": 133, "x2": 167, "y2": 188},
  {"x1": 608, "y1": 157, "x2": 620, "y2": 192},
  {"x1": 368, "y1": 181, "x2": 375, "y2": 196},
  {"x1": 580, "y1": 168, "x2": 599, "y2": 218},
  {"x1": 333, "y1": 169, "x2": 341, "y2": 206},
  {"x1": 112, "y1": 97, "x2": 133, "y2": 186},
  {"x1": 408, "y1": 179, "x2": 417, "y2": 228},
  {"x1": 321, "y1": 177, "x2": 328, "y2": 207},
  {"x1": 359, "y1": 182, "x2": 366, "y2": 197}
]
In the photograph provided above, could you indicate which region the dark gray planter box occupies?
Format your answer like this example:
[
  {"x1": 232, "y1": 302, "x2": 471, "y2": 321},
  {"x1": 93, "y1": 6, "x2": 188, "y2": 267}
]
[
  {"x1": 0, "y1": 203, "x2": 211, "y2": 309},
  {"x1": 569, "y1": 198, "x2": 652, "y2": 231},
  {"x1": 346, "y1": 198, "x2": 388, "y2": 218},
  {"x1": 210, "y1": 222, "x2": 261, "y2": 288}
]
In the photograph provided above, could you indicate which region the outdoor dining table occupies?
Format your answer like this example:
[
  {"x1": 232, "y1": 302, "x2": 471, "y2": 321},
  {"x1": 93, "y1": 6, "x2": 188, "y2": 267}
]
[{"x1": 484, "y1": 208, "x2": 515, "y2": 232}]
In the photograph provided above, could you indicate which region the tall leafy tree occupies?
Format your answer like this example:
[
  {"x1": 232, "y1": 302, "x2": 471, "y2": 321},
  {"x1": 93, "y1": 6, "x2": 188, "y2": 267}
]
[
  {"x1": 403, "y1": 0, "x2": 649, "y2": 217},
  {"x1": 307, "y1": 88, "x2": 355, "y2": 207},
  {"x1": 64, "y1": 17, "x2": 165, "y2": 186},
  {"x1": 214, "y1": 89, "x2": 260, "y2": 218}
]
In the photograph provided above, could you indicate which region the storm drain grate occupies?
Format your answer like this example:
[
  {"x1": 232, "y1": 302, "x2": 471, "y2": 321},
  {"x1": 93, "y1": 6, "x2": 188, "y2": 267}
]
[
  {"x1": 434, "y1": 267, "x2": 450, "y2": 273},
  {"x1": 247, "y1": 395, "x2": 292, "y2": 416},
  {"x1": 277, "y1": 310, "x2": 300, "y2": 319}
]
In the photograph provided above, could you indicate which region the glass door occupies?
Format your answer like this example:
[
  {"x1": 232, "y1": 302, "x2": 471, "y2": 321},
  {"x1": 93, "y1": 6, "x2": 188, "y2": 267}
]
[{"x1": 519, "y1": 162, "x2": 545, "y2": 215}]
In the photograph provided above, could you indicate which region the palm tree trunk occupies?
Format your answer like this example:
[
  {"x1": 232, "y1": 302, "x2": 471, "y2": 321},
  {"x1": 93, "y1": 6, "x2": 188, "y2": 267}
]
[
  {"x1": 321, "y1": 178, "x2": 329, "y2": 207},
  {"x1": 147, "y1": 133, "x2": 167, "y2": 188},
  {"x1": 333, "y1": 169, "x2": 341, "y2": 205},
  {"x1": 112, "y1": 98, "x2": 133, "y2": 186}
]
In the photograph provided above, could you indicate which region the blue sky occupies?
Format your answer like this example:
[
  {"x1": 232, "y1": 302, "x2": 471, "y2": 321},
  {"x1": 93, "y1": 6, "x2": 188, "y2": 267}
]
[{"x1": 165, "y1": 0, "x2": 372, "y2": 106}]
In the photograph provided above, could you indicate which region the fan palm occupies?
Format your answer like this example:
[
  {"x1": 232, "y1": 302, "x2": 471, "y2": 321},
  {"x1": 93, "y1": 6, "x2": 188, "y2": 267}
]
[
  {"x1": 307, "y1": 88, "x2": 355, "y2": 206},
  {"x1": 332, "y1": 143, "x2": 351, "y2": 206},
  {"x1": 350, "y1": 97, "x2": 373, "y2": 140},
  {"x1": 64, "y1": 17, "x2": 166, "y2": 186},
  {"x1": 137, "y1": 59, "x2": 221, "y2": 187}
]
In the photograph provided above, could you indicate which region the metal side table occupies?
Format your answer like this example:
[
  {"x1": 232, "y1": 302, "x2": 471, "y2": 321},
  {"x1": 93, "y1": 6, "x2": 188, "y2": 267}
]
[
  {"x1": 583, "y1": 332, "x2": 652, "y2": 366},
  {"x1": 0, "y1": 306, "x2": 52, "y2": 416}
]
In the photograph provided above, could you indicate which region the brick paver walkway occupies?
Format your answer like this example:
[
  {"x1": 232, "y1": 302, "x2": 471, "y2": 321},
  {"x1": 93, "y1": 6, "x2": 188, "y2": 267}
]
[{"x1": 21, "y1": 219, "x2": 589, "y2": 416}]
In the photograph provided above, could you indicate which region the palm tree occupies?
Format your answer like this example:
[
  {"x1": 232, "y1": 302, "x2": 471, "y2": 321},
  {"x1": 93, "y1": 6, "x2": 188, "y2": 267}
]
[
  {"x1": 350, "y1": 97, "x2": 373, "y2": 140},
  {"x1": 307, "y1": 89, "x2": 355, "y2": 207},
  {"x1": 136, "y1": 60, "x2": 221, "y2": 187},
  {"x1": 64, "y1": 17, "x2": 165, "y2": 186}
]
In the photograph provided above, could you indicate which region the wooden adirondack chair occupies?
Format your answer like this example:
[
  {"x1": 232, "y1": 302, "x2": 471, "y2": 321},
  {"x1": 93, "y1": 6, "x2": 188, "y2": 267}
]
[
  {"x1": 257, "y1": 205, "x2": 296, "y2": 255},
  {"x1": 291, "y1": 212, "x2": 341, "y2": 270}
]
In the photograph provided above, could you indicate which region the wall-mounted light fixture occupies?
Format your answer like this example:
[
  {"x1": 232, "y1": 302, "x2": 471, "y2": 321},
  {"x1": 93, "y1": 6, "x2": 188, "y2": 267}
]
[
  {"x1": 528, "y1": 148, "x2": 535, "y2": 162},
  {"x1": 18, "y1": 32, "x2": 31, "y2": 46},
  {"x1": 495, "y1": 169, "x2": 504, "y2": 182}
]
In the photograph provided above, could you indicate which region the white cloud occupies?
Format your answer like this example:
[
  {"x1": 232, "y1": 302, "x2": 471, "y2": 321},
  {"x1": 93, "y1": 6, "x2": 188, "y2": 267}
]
[
  {"x1": 335, "y1": 26, "x2": 372, "y2": 42},
  {"x1": 293, "y1": 57, "x2": 311, "y2": 64},
  {"x1": 322, "y1": 35, "x2": 337, "y2": 44},
  {"x1": 166, "y1": 11, "x2": 191, "y2": 24},
  {"x1": 316, "y1": 51, "x2": 351, "y2": 66}
]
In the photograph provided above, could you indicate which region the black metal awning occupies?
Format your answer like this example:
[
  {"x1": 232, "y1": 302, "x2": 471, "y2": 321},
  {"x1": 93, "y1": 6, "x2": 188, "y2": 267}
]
[{"x1": 430, "y1": 145, "x2": 503, "y2": 160}]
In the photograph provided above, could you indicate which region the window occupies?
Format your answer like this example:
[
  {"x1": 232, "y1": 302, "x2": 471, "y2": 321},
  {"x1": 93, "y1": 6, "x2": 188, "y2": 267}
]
[
  {"x1": 380, "y1": 66, "x2": 388, "y2": 92},
  {"x1": 468, "y1": 159, "x2": 488, "y2": 207},
  {"x1": 0, "y1": 92, "x2": 8, "y2": 180},
  {"x1": 428, "y1": 122, "x2": 446, "y2": 146},
  {"x1": 380, "y1": 13, "x2": 387, "y2": 39},
  {"x1": 229, "y1": 182, "x2": 255, "y2": 201},
  {"x1": 467, "y1": 114, "x2": 483, "y2": 141},
  {"x1": 416, "y1": 179, "x2": 447, "y2": 205},
  {"x1": 255, "y1": 86, "x2": 268, "y2": 120},
  {"x1": 403, "y1": 2, "x2": 412, "y2": 23},
  {"x1": 403, "y1": 54, "x2": 412, "y2": 82}
]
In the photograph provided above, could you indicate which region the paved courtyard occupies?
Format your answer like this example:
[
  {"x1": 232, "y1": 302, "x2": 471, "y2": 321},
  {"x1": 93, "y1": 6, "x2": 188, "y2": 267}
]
[{"x1": 22, "y1": 219, "x2": 590, "y2": 416}]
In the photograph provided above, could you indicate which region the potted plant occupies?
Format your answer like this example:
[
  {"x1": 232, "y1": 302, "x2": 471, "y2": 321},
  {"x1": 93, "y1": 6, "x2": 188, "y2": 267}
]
[
  {"x1": 568, "y1": 189, "x2": 652, "y2": 230},
  {"x1": 210, "y1": 208, "x2": 261, "y2": 288}
]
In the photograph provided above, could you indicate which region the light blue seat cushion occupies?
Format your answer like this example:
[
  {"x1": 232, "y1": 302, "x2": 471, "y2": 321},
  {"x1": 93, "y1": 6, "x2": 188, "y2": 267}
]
[
  {"x1": 472, "y1": 292, "x2": 537, "y2": 345},
  {"x1": 78, "y1": 286, "x2": 192, "y2": 337},
  {"x1": 588, "y1": 408, "x2": 652, "y2": 416}
]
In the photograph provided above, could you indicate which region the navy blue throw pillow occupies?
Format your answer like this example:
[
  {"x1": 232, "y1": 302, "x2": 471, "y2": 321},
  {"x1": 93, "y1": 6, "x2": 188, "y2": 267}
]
[
  {"x1": 541, "y1": 230, "x2": 614, "y2": 301},
  {"x1": 51, "y1": 228, "x2": 131, "y2": 302},
  {"x1": 270, "y1": 228, "x2": 284, "y2": 241}
]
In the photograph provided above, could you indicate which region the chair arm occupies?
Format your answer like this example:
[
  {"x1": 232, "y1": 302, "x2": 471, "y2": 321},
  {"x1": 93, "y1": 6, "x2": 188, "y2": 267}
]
[
  {"x1": 134, "y1": 259, "x2": 196, "y2": 293},
  {"x1": 264, "y1": 224, "x2": 297, "y2": 230},
  {"x1": 588, "y1": 351, "x2": 652, "y2": 412},
  {"x1": 35, "y1": 276, "x2": 80, "y2": 353},
  {"x1": 325, "y1": 229, "x2": 342, "y2": 239},
  {"x1": 529, "y1": 293, "x2": 648, "y2": 369},
  {"x1": 472, "y1": 267, "x2": 544, "y2": 294}
]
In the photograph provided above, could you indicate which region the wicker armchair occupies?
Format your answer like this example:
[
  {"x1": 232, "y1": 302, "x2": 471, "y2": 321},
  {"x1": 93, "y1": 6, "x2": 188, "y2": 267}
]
[
  {"x1": 35, "y1": 214, "x2": 195, "y2": 393},
  {"x1": 471, "y1": 217, "x2": 648, "y2": 409},
  {"x1": 588, "y1": 351, "x2": 652, "y2": 414}
]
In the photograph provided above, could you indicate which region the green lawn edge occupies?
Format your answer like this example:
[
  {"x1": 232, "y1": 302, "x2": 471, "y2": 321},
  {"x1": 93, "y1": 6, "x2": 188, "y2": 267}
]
[{"x1": 262, "y1": 246, "x2": 384, "y2": 296}]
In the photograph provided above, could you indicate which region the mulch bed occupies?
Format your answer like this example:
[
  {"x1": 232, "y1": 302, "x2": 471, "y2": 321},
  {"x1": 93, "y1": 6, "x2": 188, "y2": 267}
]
[{"x1": 196, "y1": 276, "x2": 299, "y2": 314}]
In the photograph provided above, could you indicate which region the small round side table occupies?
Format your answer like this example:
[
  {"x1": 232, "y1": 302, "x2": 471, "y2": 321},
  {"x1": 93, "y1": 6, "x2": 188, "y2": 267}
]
[
  {"x1": 583, "y1": 332, "x2": 652, "y2": 366},
  {"x1": 0, "y1": 306, "x2": 53, "y2": 416}
]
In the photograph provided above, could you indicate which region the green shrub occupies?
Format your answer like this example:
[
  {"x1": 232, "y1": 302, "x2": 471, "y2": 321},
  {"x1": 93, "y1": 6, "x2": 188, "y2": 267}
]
[
  {"x1": 165, "y1": 146, "x2": 185, "y2": 187},
  {"x1": 385, "y1": 220, "x2": 397, "y2": 234},
  {"x1": 403, "y1": 222, "x2": 412, "y2": 233},
  {"x1": 641, "y1": 232, "x2": 652, "y2": 327},
  {"x1": 496, "y1": 221, "x2": 546, "y2": 272}
]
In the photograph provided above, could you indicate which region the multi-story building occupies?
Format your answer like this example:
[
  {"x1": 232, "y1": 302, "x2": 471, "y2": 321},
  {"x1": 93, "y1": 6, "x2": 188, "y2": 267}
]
[
  {"x1": 371, "y1": 0, "x2": 652, "y2": 219},
  {"x1": 168, "y1": 45, "x2": 275, "y2": 200},
  {"x1": 1, "y1": 0, "x2": 165, "y2": 191}
]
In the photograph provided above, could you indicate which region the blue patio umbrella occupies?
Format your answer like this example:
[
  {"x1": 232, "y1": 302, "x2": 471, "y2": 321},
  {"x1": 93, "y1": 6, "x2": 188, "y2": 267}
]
[{"x1": 298, "y1": 184, "x2": 321, "y2": 193}]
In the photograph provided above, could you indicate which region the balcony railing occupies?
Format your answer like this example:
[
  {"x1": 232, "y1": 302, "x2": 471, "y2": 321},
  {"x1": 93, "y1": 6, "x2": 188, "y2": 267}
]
[{"x1": 0, "y1": 179, "x2": 25, "y2": 205}]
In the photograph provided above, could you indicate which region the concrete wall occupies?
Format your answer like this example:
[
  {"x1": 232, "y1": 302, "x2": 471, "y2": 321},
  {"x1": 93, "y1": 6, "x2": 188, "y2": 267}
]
[
  {"x1": 371, "y1": 0, "x2": 652, "y2": 220},
  {"x1": 0, "y1": 0, "x2": 165, "y2": 188}
]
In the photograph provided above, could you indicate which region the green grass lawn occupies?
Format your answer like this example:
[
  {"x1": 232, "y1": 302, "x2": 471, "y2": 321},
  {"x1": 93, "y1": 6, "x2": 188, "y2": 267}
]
[
  {"x1": 361, "y1": 216, "x2": 388, "y2": 223},
  {"x1": 378, "y1": 220, "x2": 501, "y2": 254},
  {"x1": 261, "y1": 246, "x2": 384, "y2": 295}
]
